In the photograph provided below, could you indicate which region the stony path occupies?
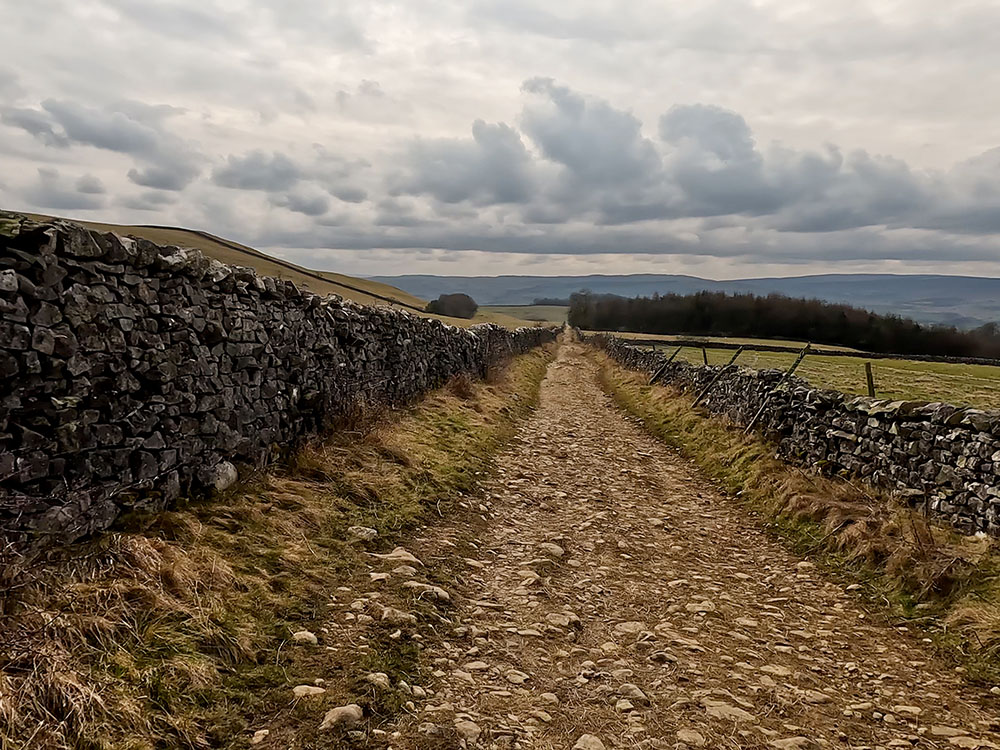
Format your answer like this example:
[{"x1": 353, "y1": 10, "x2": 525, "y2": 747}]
[{"x1": 349, "y1": 344, "x2": 1000, "y2": 749}]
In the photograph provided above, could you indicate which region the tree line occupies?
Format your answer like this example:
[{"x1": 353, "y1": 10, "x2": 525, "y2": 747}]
[{"x1": 567, "y1": 290, "x2": 1000, "y2": 358}]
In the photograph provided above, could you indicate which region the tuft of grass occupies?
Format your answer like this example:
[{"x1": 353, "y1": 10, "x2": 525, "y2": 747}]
[
  {"x1": 595, "y1": 352, "x2": 1000, "y2": 684},
  {"x1": 0, "y1": 344, "x2": 556, "y2": 750}
]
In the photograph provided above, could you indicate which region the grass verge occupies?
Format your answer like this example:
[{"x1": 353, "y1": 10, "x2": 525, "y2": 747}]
[
  {"x1": 594, "y1": 351, "x2": 1000, "y2": 686},
  {"x1": 0, "y1": 344, "x2": 555, "y2": 750}
]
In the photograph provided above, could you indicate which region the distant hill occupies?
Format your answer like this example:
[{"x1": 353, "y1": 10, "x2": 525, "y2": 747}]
[{"x1": 370, "y1": 273, "x2": 1000, "y2": 328}]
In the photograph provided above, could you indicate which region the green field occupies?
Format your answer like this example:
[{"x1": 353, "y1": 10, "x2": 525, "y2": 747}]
[
  {"x1": 594, "y1": 330, "x2": 857, "y2": 352},
  {"x1": 482, "y1": 305, "x2": 569, "y2": 324},
  {"x1": 646, "y1": 343, "x2": 1000, "y2": 410}
]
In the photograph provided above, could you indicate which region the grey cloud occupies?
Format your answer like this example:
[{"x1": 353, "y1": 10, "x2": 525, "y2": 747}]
[
  {"x1": 335, "y1": 80, "x2": 408, "y2": 121},
  {"x1": 262, "y1": 1, "x2": 371, "y2": 51},
  {"x1": 111, "y1": 100, "x2": 187, "y2": 125},
  {"x1": 213, "y1": 150, "x2": 301, "y2": 191},
  {"x1": 1, "y1": 108, "x2": 70, "y2": 147},
  {"x1": 390, "y1": 120, "x2": 536, "y2": 205},
  {"x1": 120, "y1": 190, "x2": 178, "y2": 211},
  {"x1": 23, "y1": 167, "x2": 105, "y2": 210},
  {"x1": 0, "y1": 68, "x2": 24, "y2": 100},
  {"x1": 252, "y1": 218, "x2": 1000, "y2": 267},
  {"x1": 104, "y1": 0, "x2": 241, "y2": 42},
  {"x1": 521, "y1": 77, "x2": 661, "y2": 187},
  {"x1": 330, "y1": 186, "x2": 368, "y2": 203},
  {"x1": 270, "y1": 190, "x2": 330, "y2": 216},
  {"x1": 2, "y1": 98, "x2": 202, "y2": 189},
  {"x1": 128, "y1": 162, "x2": 200, "y2": 191},
  {"x1": 374, "y1": 198, "x2": 433, "y2": 227},
  {"x1": 75, "y1": 174, "x2": 106, "y2": 194},
  {"x1": 41, "y1": 99, "x2": 161, "y2": 154}
]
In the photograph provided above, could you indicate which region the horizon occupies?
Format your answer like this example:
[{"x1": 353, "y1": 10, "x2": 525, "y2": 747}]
[{"x1": 365, "y1": 270, "x2": 1000, "y2": 282}]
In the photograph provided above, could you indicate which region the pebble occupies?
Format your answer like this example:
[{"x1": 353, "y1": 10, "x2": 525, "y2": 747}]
[
  {"x1": 292, "y1": 685, "x2": 325, "y2": 698},
  {"x1": 348, "y1": 525, "x2": 378, "y2": 541},
  {"x1": 319, "y1": 704, "x2": 364, "y2": 731},
  {"x1": 291, "y1": 630, "x2": 318, "y2": 645},
  {"x1": 677, "y1": 728, "x2": 706, "y2": 746}
]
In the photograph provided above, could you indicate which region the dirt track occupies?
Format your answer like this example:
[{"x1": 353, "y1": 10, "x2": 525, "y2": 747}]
[{"x1": 360, "y1": 344, "x2": 1000, "y2": 749}]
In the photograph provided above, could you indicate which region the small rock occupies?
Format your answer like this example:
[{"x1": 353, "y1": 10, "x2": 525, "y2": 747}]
[
  {"x1": 402, "y1": 581, "x2": 451, "y2": 602},
  {"x1": 573, "y1": 735, "x2": 606, "y2": 750},
  {"x1": 540, "y1": 692, "x2": 560, "y2": 705},
  {"x1": 291, "y1": 630, "x2": 318, "y2": 645},
  {"x1": 372, "y1": 547, "x2": 423, "y2": 566},
  {"x1": 613, "y1": 621, "x2": 646, "y2": 636},
  {"x1": 250, "y1": 729, "x2": 269, "y2": 745},
  {"x1": 539, "y1": 542, "x2": 565, "y2": 557},
  {"x1": 319, "y1": 704, "x2": 364, "y2": 731},
  {"x1": 618, "y1": 683, "x2": 650, "y2": 705},
  {"x1": 292, "y1": 685, "x2": 326, "y2": 698},
  {"x1": 760, "y1": 664, "x2": 792, "y2": 677},
  {"x1": 702, "y1": 698, "x2": 755, "y2": 722},
  {"x1": 206, "y1": 461, "x2": 238, "y2": 492},
  {"x1": 455, "y1": 720, "x2": 481, "y2": 741},
  {"x1": 381, "y1": 606, "x2": 417, "y2": 625},
  {"x1": 949, "y1": 738, "x2": 999, "y2": 749},
  {"x1": 770, "y1": 738, "x2": 814, "y2": 749},
  {"x1": 366, "y1": 672, "x2": 392, "y2": 690},
  {"x1": 348, "y1": 525, "x2": 378, "y2": 541},
  {"x1": 505, "y1": 669, "x2": 530, "y2": 684},
  {"x1": 677, "y1": 728, "x2": 706, "y2": 747}
]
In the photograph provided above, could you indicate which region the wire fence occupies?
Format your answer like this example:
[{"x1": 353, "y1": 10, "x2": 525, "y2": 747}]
[{"x1": 635, "y1": 339, "x2": 1000, "y2": 411}]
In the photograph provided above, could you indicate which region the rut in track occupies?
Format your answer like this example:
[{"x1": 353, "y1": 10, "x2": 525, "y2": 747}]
[{"x1": 354, "y1": 343, "x2": 1000, "y2": 749}]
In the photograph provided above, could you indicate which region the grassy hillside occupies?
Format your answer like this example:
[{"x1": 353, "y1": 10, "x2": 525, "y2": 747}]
[{"x1": 19, "y1": 213, "x2": 534, "y2": 329}]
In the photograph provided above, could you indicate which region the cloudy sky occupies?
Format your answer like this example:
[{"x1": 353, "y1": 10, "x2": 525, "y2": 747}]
[{"x1": 3, "y1": 0, "x2": 1000, "y2": 279}]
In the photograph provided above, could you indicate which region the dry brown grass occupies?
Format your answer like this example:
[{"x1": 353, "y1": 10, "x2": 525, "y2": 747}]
[
  {"x1": 0, "y1": 345, "x2": 556, "y2": 750},
  {"x1": 595, "y1": 352, "x2": 1000, "y2": 683}
]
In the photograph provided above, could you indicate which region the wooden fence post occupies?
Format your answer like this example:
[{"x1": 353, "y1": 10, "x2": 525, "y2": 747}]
[
  {"x1": 702, "y1": 347, "x2": 708, "y2": 365},
  {"x1": 693, "y1": 347, "x2": 745, "y2": 407},
  {"x1": 744, "y1": 343, "x2": 811, "y2": 433},
  {"x1": 865, "y1": 362, "x2": 876, "y2": 398},
  {"x1": 649, "y1": 346, "x2": 684, "y2": 385}
]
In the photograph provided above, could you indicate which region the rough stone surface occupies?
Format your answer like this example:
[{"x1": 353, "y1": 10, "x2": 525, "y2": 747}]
[
  {"x1": 319, "y1": 704, "x2": 363, "y2": 731},
  {"x1": 590, "y1": 333, "x2": 1000, "y2": 535},
  {"x1": 0, "y1": 213, "x2": 557, "y2": 549}
]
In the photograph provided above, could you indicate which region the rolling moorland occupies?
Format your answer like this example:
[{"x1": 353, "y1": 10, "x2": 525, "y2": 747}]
[
  {"x1": 4, "y1": 215, "x2": 1000, "y2": 749},
  {"x1": 373, "y1": 273, "x2": 1000, "y2": 329}
]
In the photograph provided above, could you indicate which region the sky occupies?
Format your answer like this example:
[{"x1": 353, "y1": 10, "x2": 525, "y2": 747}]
[{"x1": 3, "y1": 0, "x2": 1000, "y2": 279}]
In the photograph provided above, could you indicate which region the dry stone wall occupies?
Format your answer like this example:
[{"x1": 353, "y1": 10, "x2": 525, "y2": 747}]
[
  {"x1": 0, "y1": 214, "x2": 557, "y2": 548},
  {"x1": 590, "y1": 333, "x2": 1000, "y2": 536}
]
